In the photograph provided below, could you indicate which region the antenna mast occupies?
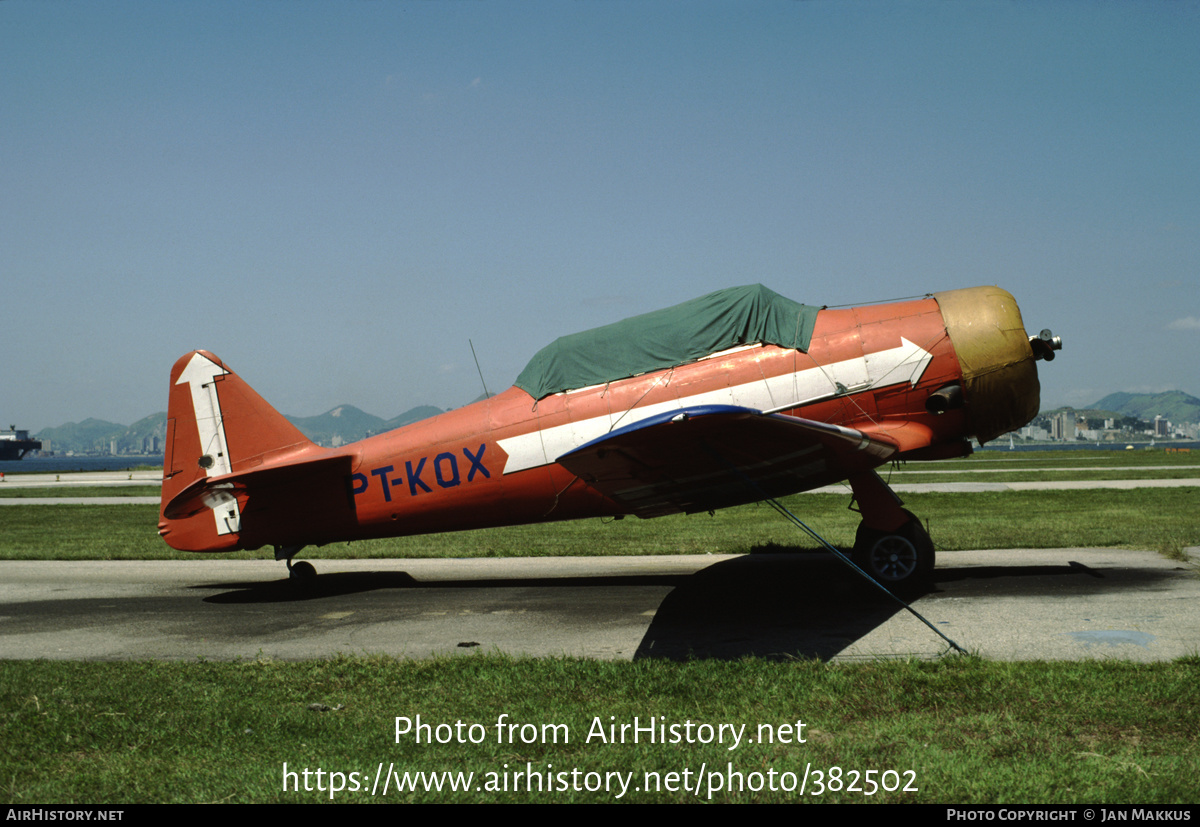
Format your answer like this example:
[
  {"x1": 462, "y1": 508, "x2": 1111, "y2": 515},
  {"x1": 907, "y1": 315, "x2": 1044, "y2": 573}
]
[{"x1": 469, "y1": 339, "x2": 491, "y2": 399}]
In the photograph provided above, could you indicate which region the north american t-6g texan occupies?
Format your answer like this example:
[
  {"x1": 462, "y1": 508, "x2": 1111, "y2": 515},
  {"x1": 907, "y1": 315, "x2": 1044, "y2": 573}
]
[{"x1": 158, "y1": 284, "x2": 1061, "y2": 591}]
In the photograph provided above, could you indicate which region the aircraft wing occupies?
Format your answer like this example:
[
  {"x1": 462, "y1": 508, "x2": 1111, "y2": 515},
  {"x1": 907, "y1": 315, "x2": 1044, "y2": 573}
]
[{"x1": 555, "y1": 405, "x2": 899, "y2": 518}]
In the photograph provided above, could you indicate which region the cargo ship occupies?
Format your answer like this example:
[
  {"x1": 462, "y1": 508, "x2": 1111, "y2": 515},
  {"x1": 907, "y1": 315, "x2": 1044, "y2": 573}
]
[{"x1": 0, "y1": 426, "x2": 41, "y2": 460}]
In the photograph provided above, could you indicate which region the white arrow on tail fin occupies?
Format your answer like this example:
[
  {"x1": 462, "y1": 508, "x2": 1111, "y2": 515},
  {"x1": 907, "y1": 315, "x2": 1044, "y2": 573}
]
[
  {"x1": 175, "y1": 352, "x2": 241, "y2": 535},
  {"x1": 497, "y1": 339, "x2": 935, "y2": 475}
]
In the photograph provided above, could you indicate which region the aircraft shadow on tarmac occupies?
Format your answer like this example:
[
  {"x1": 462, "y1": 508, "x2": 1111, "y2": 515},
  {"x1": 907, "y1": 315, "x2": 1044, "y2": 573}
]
[
  {"x1": 630, "y1": 552, "x2": 1169, "y2": 661},
  {"x1": 633, "y1": 551, "x2": 945, "y2": 661},
  {"x1": 191, "y1": 549, "x2": 1181, "y2": 662}
]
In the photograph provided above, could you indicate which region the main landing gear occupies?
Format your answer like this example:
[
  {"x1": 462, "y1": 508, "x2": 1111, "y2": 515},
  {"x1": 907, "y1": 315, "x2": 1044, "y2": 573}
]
[
  {"x1": 275, "y1": 545, "x2": 316, "y2": 581},
  {"x1": 756, "y1": 466, "x2": 961, "y2": 653},
  {"x1": 847, "y1": 471, "x2": 935, "y2": 591}
]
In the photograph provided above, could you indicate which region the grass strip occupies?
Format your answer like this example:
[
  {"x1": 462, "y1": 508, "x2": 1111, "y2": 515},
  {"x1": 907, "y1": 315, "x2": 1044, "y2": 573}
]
[
  {"x1": 0, "y1": 488, "x2": 1195, "y2": 561},
  {"x1": 2, "y1": 654, "x2": 1197, "y2": 804}
]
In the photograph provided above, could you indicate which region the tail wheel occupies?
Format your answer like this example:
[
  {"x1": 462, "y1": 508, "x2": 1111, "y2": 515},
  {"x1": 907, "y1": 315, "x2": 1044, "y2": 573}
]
[
  {"x1": 852, "y1": 511, "x2": 934, "y2": 589},
  {"x1": 288, "y1": 560, "x2": 317, "y2": 581}
]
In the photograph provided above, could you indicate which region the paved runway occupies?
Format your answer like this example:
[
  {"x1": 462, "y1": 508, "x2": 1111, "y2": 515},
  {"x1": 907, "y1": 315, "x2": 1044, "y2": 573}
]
[
  {"x1": 1, "y1": 549, "x2": 1196, "y2": 663},
  {"x1": 0, "y1": 471, "x2": 162, "y2": 486}
]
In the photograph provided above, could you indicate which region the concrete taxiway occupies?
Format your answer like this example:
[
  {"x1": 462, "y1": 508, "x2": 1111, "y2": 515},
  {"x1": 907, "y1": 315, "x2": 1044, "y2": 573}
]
[
  {"x1": 1, "y1": 549, "x2": 1196, "y2": 663},
  {"x1": 0, "y1": 471, "x2": 162, "y2": 487}
]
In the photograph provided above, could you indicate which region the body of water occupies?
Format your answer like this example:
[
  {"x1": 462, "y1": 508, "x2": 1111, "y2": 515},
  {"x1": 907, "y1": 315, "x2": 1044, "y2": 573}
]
[
  {"x1": 977, "y1": 441, "x2": 1199, "y2": 452},
  {"x1": 0, "y1": 456, "x2": 164, "y2": 475}
]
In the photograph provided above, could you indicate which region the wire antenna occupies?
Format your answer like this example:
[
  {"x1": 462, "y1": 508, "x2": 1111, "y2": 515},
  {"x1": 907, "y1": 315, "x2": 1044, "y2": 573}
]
[{"x1": 469, "y1": 339, "x2": 491, "y2": 399}]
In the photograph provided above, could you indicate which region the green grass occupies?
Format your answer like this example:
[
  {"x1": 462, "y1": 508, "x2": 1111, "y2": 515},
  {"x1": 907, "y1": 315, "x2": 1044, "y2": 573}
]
[
  {"x1": 1, "y1": 488, "x2": 1196, "y2": 561},
  {"x1": 2, "y1": 655, "x2": 1197, "y2": 804}
]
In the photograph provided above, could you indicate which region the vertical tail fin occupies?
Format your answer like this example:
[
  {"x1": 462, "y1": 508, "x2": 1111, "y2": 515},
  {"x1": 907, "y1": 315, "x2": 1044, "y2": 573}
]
[{"x1": 159, "y1": 350, "x2": 317, "y2": 551}]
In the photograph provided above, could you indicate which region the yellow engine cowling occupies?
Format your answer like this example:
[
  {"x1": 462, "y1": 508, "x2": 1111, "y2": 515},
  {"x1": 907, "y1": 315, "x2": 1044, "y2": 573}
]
[{"x1": 934, "y1": 286, "x2": 1042, "y2": 445}]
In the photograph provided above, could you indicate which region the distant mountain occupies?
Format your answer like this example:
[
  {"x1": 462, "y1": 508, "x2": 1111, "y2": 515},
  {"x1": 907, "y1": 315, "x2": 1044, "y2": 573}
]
[
  {"x1": 35, "y1": 403, "x2": 445, "y2": 454},
  {"x1": 124, "y1": 413, "x2": 168, "y2": 450},
  {"x1": 384, "y1": 406, "x2": 444, "y2": 431},
  {"x1": 35, "y1": 414, "x2": 167, "y2": 454},
  {"x1": 1088, "y1": 391, "x2": 1200, "y2": 424},
  {"x1": 285, "y1": 405, "x2": 386, "y2": 447},
  {"x1": 36, "y1": 418, "x2": 129, "y2": 454},
  {"x1": 285, "y1": 404, "x2": 444, "y2": 446}
]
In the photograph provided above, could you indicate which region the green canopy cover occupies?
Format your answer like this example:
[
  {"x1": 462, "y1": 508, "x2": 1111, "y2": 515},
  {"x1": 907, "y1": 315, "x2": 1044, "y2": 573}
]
[{"x1": 515, "y1": 284, "x2": 820, "y2": 400}]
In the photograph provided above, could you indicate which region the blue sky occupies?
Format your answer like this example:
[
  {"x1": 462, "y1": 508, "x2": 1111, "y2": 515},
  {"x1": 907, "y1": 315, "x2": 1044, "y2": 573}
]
[{"x1": 3, "y1": 1, "x2": 1198, "y2": 429}]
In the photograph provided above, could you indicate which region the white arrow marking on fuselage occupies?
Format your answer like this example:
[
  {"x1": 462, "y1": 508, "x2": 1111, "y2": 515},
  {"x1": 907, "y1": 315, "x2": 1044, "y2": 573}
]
[
  {"x1": 175, "y1": 352, "x2": 241, "y2": 535},
  {"x1": 496, "y1": 339, "x2": 934, "y2": 475}
]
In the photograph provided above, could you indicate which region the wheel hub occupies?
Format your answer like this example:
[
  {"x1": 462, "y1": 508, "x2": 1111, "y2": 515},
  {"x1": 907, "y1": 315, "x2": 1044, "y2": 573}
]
[{"x1": 869, "y1": 536, "x2": 919, "y2": 581}]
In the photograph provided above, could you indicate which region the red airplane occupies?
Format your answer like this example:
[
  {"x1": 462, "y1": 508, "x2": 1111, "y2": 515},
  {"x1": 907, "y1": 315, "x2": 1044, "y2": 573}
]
[{"x1": 158, "y1": 284, "x2": 1060, "y2": 589}]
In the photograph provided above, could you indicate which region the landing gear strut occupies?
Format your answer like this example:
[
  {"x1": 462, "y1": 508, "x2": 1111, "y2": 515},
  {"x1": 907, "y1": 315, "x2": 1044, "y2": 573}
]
[
  {"x1": 275, "y1": 545, "x2": 316, "y2": 581},
  {"x1": 847, "y1": 471, "x2": 935, "y2": 590},
  {"x1": 739, "y1": 469, "x2": 963, "y2": 653}
]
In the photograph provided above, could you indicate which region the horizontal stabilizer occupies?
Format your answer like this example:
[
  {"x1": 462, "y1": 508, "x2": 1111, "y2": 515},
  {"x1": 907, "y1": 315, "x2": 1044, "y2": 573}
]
[
  {"x1": 556, "y1": 405, "x2": 897, "y2": 517},
  {"x1": 163, "y1": 453, "x2": 353, "y2": 521}
]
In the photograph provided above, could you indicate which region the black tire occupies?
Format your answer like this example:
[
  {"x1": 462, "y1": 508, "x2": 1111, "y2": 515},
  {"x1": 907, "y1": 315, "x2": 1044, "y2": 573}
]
[
  {"x1": 852, "y1": 511, "x2": 934, "y2": 589},
  {"x1": 289, "y1": 560, "x2": 317, "y2": 581}
]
